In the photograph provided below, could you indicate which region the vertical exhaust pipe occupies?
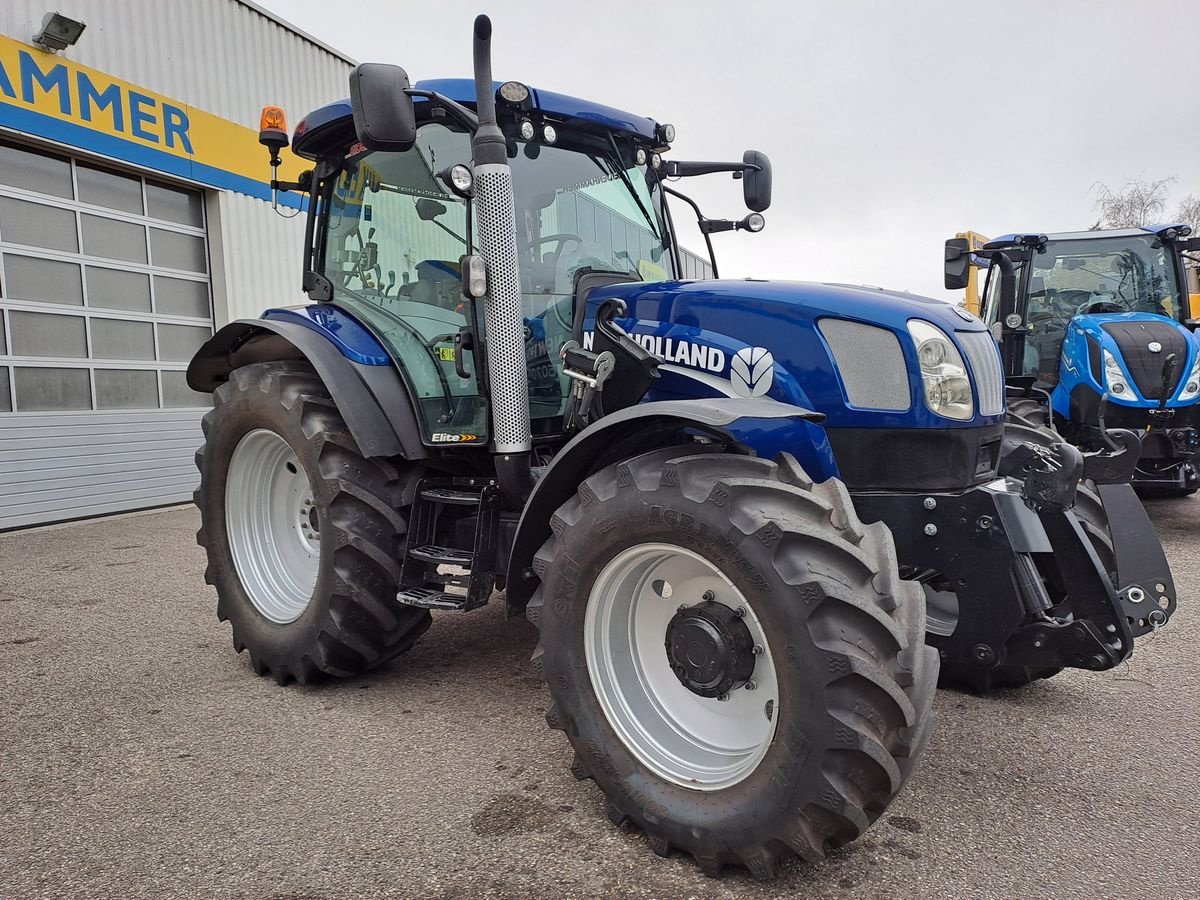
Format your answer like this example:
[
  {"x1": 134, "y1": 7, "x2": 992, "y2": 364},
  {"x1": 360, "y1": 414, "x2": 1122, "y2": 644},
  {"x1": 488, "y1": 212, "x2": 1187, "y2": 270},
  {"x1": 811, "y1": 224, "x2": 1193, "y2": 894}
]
[{"x1": 470, "y1": 15, "x2": 533, "y2": 500}]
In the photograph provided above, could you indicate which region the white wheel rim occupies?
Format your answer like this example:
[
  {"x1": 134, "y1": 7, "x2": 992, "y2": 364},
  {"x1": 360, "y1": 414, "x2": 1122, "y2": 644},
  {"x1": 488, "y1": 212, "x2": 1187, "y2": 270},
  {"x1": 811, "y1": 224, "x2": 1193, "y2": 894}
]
[
  {"x1": 225, "y1": 429, "x2": 320, "y2": 624},
  {"x1": 585, "y1": 543, "x2": 779, "y2": 791}
]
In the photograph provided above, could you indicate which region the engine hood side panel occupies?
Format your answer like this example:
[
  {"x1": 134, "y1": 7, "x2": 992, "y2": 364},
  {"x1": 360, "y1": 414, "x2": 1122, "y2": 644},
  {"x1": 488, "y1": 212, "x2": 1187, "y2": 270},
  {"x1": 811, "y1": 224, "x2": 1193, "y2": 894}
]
[{"x1": 589, "y1": 278, "x2": 1003, "y2": 430}]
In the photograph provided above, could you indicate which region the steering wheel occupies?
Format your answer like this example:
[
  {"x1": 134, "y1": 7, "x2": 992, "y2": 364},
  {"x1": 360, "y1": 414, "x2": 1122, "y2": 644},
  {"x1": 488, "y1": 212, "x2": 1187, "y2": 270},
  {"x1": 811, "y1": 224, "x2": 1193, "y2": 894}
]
[
  {"x1": 1076, "y1": 297, "x2": 1128, "y2": 315},
  {"x1": 1026, "y1": 309, "x2": 1071, "y2": 334},
  {"x1": 531, "y1": 233, "x2": 584, "y2": 269}
]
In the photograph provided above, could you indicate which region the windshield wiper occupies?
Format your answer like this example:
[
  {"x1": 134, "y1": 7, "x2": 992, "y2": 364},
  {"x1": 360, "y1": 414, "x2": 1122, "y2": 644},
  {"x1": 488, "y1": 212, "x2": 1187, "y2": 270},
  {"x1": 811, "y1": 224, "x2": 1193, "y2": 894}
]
[{"x1": 600, "y1": 132, "x2": 661, "y2": 243}]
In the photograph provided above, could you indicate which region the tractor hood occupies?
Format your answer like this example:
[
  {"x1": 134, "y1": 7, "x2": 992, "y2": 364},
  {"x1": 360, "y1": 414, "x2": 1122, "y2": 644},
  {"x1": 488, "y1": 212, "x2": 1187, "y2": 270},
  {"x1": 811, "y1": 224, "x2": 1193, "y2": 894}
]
[
  {"x1": 585, "y1": 278, "x2": 1005, "y2": 430},
  {"x1": 1056, "y1": 311, "x2": 1200, "y2": 410}
]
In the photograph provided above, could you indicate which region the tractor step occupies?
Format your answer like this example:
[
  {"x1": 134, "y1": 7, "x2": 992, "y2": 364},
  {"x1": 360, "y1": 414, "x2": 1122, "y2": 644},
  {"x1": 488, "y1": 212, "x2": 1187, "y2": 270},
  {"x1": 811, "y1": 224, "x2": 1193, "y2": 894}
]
[
  {"x1": 399, "y1": 477, "x2": 500, "y2": 612},
  {"x1": 396, "y1": 586, "x2": 474, "y2": 611},
  {"x1": 419, "y1": 487, "x2": 483, "y2": 506},
  {"x1": 408, "y1": 543, "x2": 474, "y2": 567}
]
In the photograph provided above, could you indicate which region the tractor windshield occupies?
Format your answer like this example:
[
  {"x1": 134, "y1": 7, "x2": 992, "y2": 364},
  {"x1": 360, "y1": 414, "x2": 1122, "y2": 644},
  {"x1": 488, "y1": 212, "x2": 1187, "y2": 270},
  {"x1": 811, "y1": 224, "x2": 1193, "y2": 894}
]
[
  {"x1": 320, "y1": 120, "x2": 671, "y2": 443},
  {"x1": 1029, "y1": 235, "x2": 1184, "y2": 321}
]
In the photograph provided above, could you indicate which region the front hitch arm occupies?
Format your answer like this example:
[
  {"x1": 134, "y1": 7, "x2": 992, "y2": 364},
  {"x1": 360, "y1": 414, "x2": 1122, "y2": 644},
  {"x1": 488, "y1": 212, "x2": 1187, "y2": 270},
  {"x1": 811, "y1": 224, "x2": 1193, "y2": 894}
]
[
  {"x1": 1005, "y1": 440, "x2": 1083, "y2": 511},
  {"x1": 1097, "y1": 482, "x2": 1177, "y2": 634},
  {"x1": 1083, "y1": 427, "x2": 1142, "y2": 485}
]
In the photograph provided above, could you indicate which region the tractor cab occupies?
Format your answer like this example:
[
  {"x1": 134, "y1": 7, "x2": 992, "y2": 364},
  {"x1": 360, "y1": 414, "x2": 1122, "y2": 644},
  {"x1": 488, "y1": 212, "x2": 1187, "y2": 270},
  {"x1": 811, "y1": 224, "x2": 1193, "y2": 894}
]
[
  {"x1": 287, "y1": 83, "x2": 683, "y2": 447},
  {"x1": 977, "y1": 228, "x2": 1192, "y2": 389},
  {"x1": 275, "y1": 78, "x2": 771, "y2": 454}
]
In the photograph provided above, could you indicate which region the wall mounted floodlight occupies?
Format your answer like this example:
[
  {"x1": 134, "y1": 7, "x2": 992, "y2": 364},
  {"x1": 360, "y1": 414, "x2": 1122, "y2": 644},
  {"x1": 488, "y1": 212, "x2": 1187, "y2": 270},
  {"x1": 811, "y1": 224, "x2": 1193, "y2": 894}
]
[{"x1": 33, "y1": 12, "x2": 86, "y2": 52}]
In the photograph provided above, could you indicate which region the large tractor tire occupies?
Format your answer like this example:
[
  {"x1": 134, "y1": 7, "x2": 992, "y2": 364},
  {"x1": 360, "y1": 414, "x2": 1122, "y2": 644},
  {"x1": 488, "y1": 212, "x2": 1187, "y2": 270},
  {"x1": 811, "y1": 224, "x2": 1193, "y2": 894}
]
[
  {"x1": 931, "y1": 408, "x2": 1115, "y2": 692},
  {"x1": 525, "y1": 446, "x2": 937, "y2": 879},
  {"x1": 195, "y1": 361, "x2": 431, "y2": 684},
  {"x1": 1005, "y1": 396, "x2": 1050, "y2": 429}
]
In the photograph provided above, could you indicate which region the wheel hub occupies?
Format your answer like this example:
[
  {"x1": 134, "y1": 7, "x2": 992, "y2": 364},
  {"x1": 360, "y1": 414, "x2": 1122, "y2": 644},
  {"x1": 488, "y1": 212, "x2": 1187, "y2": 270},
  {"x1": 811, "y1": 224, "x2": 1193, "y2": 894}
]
[
  {"x1": 585, "y1": 543, "x2": 779, "y2": 791},
  {"x1": 665, "y1": 600, "x2": 756, "y2": 697}
]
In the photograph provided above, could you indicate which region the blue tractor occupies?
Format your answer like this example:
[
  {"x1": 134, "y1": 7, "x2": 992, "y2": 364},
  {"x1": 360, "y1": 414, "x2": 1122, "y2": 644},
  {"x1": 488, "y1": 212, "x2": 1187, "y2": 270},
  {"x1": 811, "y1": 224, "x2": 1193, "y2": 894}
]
[
  {"x1": 187, "y1": 17, "x2": 1173, "y2": 879},
  {"x1": 945, "y1": 226, "x2": 1200, "y2": 494}
]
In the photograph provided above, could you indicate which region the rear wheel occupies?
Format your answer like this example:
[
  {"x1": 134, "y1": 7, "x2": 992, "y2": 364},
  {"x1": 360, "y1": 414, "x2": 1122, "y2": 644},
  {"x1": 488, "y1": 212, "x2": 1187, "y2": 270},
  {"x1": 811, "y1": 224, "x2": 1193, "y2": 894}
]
[
  {"x1": 526, "y1": 446, "x2": 937, "y2": 878},
  {"x1": 195, "y1": 361, "x2": 431, "y2": 684}
]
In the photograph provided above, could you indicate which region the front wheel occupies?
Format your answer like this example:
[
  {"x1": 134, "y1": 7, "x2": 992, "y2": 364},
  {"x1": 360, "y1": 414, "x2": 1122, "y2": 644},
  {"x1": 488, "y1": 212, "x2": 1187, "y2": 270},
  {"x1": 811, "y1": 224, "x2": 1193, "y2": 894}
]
[{"x1": 526, "y1": 446, "x2": 937, "y2": 878}]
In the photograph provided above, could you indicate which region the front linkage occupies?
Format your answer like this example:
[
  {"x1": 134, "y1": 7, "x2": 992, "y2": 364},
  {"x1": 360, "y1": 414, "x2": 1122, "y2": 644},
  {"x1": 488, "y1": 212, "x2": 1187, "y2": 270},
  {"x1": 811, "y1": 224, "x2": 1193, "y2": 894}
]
[{"x1": 855, "y1": 437, "x2": 1175, "y2": 691}]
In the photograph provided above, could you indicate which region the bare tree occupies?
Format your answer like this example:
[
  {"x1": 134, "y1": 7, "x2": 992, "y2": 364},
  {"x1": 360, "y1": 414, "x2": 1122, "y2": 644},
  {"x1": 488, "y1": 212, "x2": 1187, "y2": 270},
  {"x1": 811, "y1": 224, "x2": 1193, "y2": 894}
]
[
  {"x1": 1092, "y1": 177, "x2": 1176, "y2": 228},
  {"x1": 1177, "y1": 195, "x2": 1200, "y2": 230}
]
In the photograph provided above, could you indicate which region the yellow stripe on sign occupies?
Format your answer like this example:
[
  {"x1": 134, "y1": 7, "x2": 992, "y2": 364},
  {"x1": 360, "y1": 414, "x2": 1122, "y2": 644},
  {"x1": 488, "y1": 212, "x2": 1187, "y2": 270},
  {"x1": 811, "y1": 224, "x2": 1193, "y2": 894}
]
[{"x1": 0, "y1": 34, "x2": 307, "y2": 189}]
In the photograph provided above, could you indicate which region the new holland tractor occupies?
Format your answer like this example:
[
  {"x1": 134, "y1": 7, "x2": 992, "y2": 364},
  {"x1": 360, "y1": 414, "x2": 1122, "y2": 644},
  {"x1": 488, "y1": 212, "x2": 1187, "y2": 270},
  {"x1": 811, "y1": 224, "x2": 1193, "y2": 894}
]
[
  {"x1": 187, "y1": 17, "x2": 1174, "y2": 878},
  {"x1": 945, "y1": 226, "x2": 1200, "y2": 494}
]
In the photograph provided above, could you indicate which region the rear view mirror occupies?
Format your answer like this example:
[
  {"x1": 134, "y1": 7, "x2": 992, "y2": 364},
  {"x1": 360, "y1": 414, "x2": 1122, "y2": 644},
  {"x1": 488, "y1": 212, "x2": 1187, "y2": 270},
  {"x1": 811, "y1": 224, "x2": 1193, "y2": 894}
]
[
  {"x1": 742, "y1": 150, "x2": 772, "y2": 212},
  {"x1": 416, "y1": 198, "x2": 448, "y2": 221},
  {"x1": 944, "y1": 237, "x2": 971, "y2": 290},
  {"x1": 349, "y1": 63, "x2": 417, "y2": 152}
]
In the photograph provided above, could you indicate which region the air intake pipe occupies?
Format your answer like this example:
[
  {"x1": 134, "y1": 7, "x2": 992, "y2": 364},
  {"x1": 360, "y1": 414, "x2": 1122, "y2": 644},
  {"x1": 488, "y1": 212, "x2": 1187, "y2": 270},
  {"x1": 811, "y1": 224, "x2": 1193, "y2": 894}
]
[{"x1": 470, "y1": 15, "x2": 533, "y2": 501}]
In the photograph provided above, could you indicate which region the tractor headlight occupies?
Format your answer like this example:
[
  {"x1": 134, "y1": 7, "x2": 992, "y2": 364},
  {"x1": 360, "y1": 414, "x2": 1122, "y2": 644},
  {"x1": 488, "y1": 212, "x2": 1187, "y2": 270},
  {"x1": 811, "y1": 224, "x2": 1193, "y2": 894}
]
[
  {"x1": 1102, "y1": 349, "x2": 1131, "y2": 396},
  {"x1": 908, "y1": 319, "x2": 974, "y2": 420},
  {"x1": 1177, "y1": 351, "x2": 1200, "y2": 401}
]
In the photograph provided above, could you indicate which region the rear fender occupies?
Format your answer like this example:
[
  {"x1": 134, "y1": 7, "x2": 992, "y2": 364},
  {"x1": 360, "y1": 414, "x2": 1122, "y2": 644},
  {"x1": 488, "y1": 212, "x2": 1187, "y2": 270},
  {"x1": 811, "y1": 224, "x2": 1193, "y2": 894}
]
[
  {"x1": 504, "y1": 398, "x2": 830, "y2": 613},
  {"x1": 187, "y1": 318, "x2": 427, "y2": 460}
]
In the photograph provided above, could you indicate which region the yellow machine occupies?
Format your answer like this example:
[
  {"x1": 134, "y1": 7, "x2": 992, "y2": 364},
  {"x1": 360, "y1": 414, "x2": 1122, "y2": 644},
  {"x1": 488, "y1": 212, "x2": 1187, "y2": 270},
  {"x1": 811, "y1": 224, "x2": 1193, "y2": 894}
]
[{"x1": 952, "y1": 230, "x2": 991, "y2": 314}]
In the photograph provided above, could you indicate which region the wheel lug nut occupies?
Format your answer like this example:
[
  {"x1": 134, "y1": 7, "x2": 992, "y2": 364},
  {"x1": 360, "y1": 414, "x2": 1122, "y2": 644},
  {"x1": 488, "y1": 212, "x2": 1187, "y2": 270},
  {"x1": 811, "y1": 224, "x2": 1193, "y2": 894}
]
[
  {"x1": 716, "y1": 693, "x2": 729, "y2": 702},
  {"x1": 744, "y1": 680, "x2": 757, "y2": 691},
  {"x1": 752, "y1": 645, "x2": 764, "y2": 656},
  {"x1": 677, "y1": 604, "x2": 688, "y2": 613},
  {"x1": 702, "y1": 590, "x2": 715, "y2": 601},
  {"x1": 734, "y1": 606, "x2": 747, "y2": 618}
]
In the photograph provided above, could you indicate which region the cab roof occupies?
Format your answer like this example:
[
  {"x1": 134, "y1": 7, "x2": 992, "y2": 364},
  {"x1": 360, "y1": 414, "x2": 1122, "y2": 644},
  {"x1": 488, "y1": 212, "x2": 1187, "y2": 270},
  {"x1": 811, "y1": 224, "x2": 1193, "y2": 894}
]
[
  {"x1": 292, "y1": 78, "x2": 662, "y2": 160},
  {"x1": 988, "y1": 225, "x2": 1189, "y2": 246}
]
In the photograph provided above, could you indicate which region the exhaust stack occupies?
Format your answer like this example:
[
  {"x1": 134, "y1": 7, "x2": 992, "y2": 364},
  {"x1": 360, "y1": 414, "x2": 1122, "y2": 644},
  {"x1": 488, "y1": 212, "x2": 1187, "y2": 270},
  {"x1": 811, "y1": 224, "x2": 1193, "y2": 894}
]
[{"x1": 470, "y1": 15, "x2": 532, "y2": 477}]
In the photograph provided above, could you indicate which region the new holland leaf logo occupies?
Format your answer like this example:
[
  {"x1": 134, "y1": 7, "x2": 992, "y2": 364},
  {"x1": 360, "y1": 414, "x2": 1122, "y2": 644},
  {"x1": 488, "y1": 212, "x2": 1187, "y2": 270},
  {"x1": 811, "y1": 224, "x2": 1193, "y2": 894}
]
[{"x1": 730, "y1": 347, "x2": 774, "y2": 398}]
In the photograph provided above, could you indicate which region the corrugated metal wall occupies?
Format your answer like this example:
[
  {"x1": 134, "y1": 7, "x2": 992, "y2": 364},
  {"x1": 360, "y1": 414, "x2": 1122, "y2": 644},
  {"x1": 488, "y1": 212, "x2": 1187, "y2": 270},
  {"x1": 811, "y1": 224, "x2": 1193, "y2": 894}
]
[
  {"x1": 0, "y1": 0, "x2": 354, "y2": 323},
  {"x1": 0, "y1": 409, "x2": 206, "y2": 528}
]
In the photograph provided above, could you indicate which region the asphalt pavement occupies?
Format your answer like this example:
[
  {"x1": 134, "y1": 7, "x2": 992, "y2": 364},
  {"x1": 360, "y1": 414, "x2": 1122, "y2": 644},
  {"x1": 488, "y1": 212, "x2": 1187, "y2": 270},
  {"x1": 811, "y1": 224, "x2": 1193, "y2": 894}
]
[{"x1": 1, "y1": 498, "x2": 1198, "y2": 899}]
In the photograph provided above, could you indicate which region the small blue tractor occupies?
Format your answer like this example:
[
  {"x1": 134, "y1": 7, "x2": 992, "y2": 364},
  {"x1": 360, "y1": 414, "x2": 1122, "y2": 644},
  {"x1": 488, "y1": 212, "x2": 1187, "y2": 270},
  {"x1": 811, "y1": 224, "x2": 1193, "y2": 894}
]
[
  {"x1": 945, "y1": 226, "x2": 1200, "y2": 494},
  {"x1": 188, "y1": 16, "x2": 1174, "y2": 878}
]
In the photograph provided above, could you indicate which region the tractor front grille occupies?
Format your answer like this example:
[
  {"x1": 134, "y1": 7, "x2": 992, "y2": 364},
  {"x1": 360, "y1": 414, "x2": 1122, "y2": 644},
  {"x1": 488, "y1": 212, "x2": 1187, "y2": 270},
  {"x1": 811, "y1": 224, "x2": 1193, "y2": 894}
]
[
  {"x1": 957, "y1": 330, "x2": 1005, "y2": 416},
  {"x1": 1101, "y1": 320, "x2": 1187, "y2": 400},
  {"x1": 818, "y1": 318, "x2": 911, "y2": 410}
]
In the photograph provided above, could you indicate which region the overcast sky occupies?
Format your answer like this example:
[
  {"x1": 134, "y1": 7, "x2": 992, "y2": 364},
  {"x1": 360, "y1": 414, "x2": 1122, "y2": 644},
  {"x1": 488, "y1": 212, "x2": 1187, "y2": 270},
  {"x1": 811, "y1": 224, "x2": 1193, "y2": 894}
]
[{"x1": 261, "y1": 0, "x2": 1200, "y2": 301}]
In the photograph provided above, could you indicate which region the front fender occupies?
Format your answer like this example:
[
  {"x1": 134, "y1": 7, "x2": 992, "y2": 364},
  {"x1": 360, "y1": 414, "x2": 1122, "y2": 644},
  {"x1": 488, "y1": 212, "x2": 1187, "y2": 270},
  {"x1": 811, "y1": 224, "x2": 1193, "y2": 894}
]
[
  {"x1": 504, "y1": 398, "x2": 831, "y2": 613},
  {"x1": 187, "y1": 317, "x2": 427, "y2": 460}
]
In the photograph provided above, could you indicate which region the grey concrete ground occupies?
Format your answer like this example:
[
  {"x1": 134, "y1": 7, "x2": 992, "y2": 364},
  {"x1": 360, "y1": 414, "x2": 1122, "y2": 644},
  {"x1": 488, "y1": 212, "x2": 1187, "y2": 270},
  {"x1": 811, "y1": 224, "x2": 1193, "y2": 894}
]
[{"x1": 1, "y1": 499, "x2": 1197, "y2": 900}]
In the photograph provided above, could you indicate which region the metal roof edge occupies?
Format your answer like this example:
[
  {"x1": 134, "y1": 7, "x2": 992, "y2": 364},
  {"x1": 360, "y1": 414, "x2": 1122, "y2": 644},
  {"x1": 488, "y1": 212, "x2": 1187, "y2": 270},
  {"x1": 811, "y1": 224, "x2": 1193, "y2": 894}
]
[{"x1": 232, "y1": 0, "x2": 357, "y2": 66}]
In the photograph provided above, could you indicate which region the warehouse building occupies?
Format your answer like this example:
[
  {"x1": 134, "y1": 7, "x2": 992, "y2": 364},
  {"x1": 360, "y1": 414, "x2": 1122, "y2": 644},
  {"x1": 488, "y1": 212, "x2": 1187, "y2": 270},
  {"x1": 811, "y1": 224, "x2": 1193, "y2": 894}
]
[{"x1": 0, "y1": 0, "x2": 352, "y2": 528}]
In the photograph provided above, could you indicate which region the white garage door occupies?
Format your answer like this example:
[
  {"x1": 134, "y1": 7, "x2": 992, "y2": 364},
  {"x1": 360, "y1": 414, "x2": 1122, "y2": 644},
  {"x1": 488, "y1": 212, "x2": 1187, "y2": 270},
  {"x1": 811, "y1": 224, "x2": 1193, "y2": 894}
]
[{"x1": 0, "y1": 138, "x2": 213, "y2": 530}]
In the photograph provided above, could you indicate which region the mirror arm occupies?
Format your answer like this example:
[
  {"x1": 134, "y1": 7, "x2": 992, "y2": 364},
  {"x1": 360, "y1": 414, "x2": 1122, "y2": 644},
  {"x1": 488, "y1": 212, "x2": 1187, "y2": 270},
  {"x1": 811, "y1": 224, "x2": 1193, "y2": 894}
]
[
  {"x1": 404, "y1": 89, "x2": 480, "y2": 131},
  {"x1": 662, "y1": 159, "x2": 760, "y2": 178},
  {"x1": 664, "y1": 185, "x2": 719, "y2": 279},
  {"x1": 272, "y1": 170, "x2": 311, "y2": 194}
]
